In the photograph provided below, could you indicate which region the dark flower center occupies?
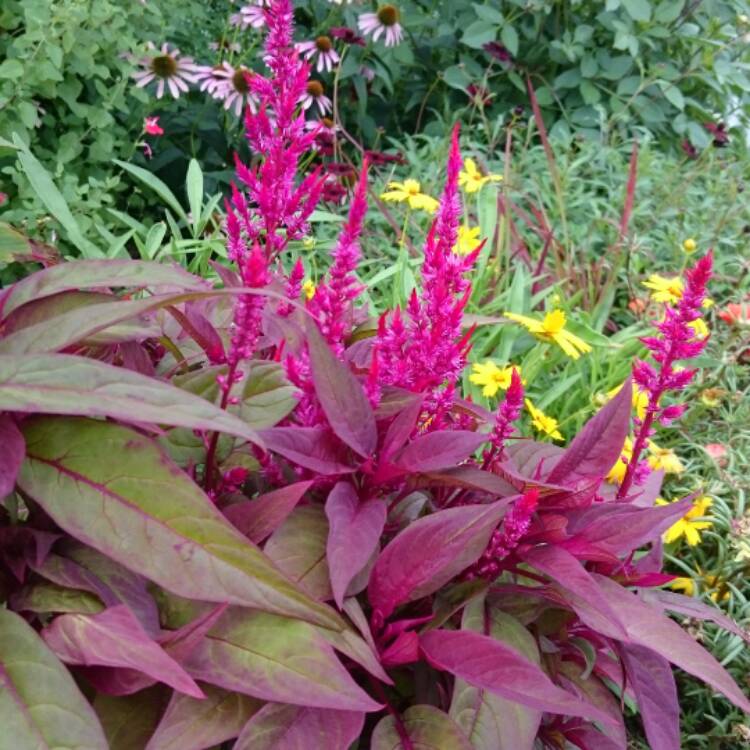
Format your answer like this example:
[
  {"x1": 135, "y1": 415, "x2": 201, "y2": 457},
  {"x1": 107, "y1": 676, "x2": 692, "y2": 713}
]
[
  {"x1": 232, "y1": 68, "x2": 250, "y2": 94},
  {"x1": 307, "y1": 80, "x2": 324, "y2": 97},
  {"x1": 151, "y1": 54, "x2": 178, "y2": 78},
  {"x1": 315, "y1": 35, "x2": 332, "y2": 52},
  {"x1": 377, "y1": 5, "x2": 400, "y2": 26},
  {"x1": 322, "y1": 117, "x2": 335, "y2": 129}
]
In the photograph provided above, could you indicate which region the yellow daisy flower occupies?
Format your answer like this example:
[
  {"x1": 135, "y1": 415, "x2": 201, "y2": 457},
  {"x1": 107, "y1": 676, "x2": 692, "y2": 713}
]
[
  {"x1": 669, "y1": 568, "x2": 728, "y2": 602},
  {"x1": 688, "y1": 318, "x2": 709, "y2": 339},
  {"x1": 380, "y1": 179, "x2": 439, "y2": 213},
  {"x1": 656, "y1": 495, "x2": 712, "y2": 545},
  {"x1": 525, "y1": 399, "x2": 563, "y2": 441},
  {"x1": 302, "y1": 279, "x2": 316, "y2": 300},
  {"x1": 642, "y1": 275, "x2": 684, "y2": 304},
  {"x1": 458, "y1": 158, "x2": 502, "y2": 193},
  {"x1": 469, "y1": 361, "x2": 516, "y2": 398},
  {"x1": 606, "y1": 436, "x2": 633, "y2": 485},
  {"x1": 647, "y1": 441, "x2": 685, "y2": 474},
  {"x1": 504, "y1": 309, "x2": 592, "y2": 360},
  {"x1": 606, "y1": 382, "x2": 649, "y2": 421},
  {"x1": 454, "y1": 225, "x2": 482, "y2": 255},
  {"x1": 700, "y1": 387, "x2": 725, "y2": 408},
  {"x1": 682, "y1": 238, "x2": 697, "y2": 254}
]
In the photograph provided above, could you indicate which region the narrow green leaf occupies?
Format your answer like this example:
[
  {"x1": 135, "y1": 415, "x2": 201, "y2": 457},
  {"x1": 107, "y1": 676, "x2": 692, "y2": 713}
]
[
  {"x1": 17, "y1": 416, "x2": 344, "y2": 631},
  {"x1": 0, "y1": 608, "x2": 108, "y2": 749},
  {"x1": 185, "y1": 160, "x2": 203, "y2": 237},
  {"x1": 114, "y1": 159, "x2": 189, "y2": 224}
]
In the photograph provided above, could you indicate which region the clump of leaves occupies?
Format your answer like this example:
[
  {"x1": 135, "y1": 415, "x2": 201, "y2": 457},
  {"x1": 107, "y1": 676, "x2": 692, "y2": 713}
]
[{"x1": 0, "y1": 2, "x2": 748, "y2": 749}]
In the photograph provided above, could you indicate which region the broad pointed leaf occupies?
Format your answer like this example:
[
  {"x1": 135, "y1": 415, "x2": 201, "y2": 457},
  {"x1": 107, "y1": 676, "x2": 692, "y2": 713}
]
[
  {"x1": 241, "y1": 362, "x2": 299, "y2": 429},
  {"x1": 224, "y1": 481, "x2": 312, "y2": 544},
  {"x1": 181, "y1": 609, "x2": 381, "y2": 711},
  {"x1": 307, "y1": 322, "x2": 376, "y2": 457},
  {"x1": 421, "y1": 629, "x2": 616, "y2": 726},
  {"x1": 42, "y1": 605, "x2": 203, "y2": 698},
  {"x1": 371, "y1": 705, "x2": 472, "y2": 750},
  {"x1": 0, "y1": 354, "x2": 261, "y2": 446},
  {"x1": 12, "y1": 581, "x2": 105, "y2": 615},
  {"x1": 259, "y1": 426, "x2": 357, "y2": 475},
  {"x1": 326, "y1": 482, "x2": 387, "y2": 607},
  {"x1": 0, "y1": 259, "x2": 207, "y2": 319},
  {"x1": 0, "y1": 413, "x2": 24, "y2": 497},
  {"x1": 145, "y1": 684, "x2": 262, "y2": 750},
  {"x1": 265, "y1": 505, "x2": 332, "y2": 601},
  {"x1": 381, "y1": 393, "x2": 423, "y2": 458},
  {"x1": 93, "y1": 686, "x2": 169, "y2": 750},
  {"x1": 234, "y1": 703, "x2": 365, "y2": 750},
  {"x1": 620, "y1": 644, "x2": 680, "y2": 750},
  {"x1": 368, "y1": 499, "x2": 510, "y2": 620},
  {"x1": 393, "y1": 431, "x2": 486, "y2": 473},
  {"x1": 17, "y1": 416, "x2": 344, "y2": 630},
  {"x1": 0, "y1": 608, "x2": 108, "y2": 749},
  {"x1": 547, "y1": 376, "x2": 631, "y2": 485},
  {"x1": 593, "y1": 575, "x2": 750, "y2": 712},
  {"x1": 449, "y1": 597, "x2": 541, "y2": 750}
]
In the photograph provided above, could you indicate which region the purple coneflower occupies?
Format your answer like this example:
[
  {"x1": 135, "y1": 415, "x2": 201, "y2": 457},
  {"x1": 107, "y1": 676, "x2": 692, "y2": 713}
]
[
  {"x1": 212, "y1": 63, "x2": 259, "y2": 116},
  {"x1": 300, "y1": 80, "x2": 332, "y2": 115},
  {"x1": 296, "y1": 35, "x2": 340, "y2": 73},
  {"x1": 358, "y1": 5, "x2": 404, "y2": 47},
  {"x1": 133, "y1": 43, "x2": 200, "y2": 99},
  {"x1": 230, "y1": 1, "x2": 267, "y2": 29}
]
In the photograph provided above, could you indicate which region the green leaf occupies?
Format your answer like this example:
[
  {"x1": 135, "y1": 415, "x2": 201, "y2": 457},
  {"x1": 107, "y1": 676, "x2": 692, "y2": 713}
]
[
  {"x1": 185, "y1": 160, "x2": 203, "y2": 237},
  {"x1": 659, "y1": 81, "x2": 685, "y2": 110},
  {"x1": 144, "y1": 684, "x2": 262, "y2": 750},
  {"x1": 500, "y1": 25, "x2": 519, "y2": 57},
  {"x1": 241, "y1": 362, "x2": 299, "y2": 429},
  {"x1": 372, "y1": 706, "x2": 472, "y2": 749},
  {"x1": 12, "y1": 134, "x2": 103, "y2": 259},
  {"x1": 114, "y1": 159, "x2": 189, "y2": 225},
  {"x1": 13, "y1": 581, "x2": 105, "y2": 615},
  {"x1": 0, "y1": 354, "x2": 262, "y2": 446},
  {"x1": 462, "y1": 21, "x2": 497, "y2": 49},
  {"x1": 0, "y1": 59, "x2": 24, "y2": 79},
  {"x1": 442, "y1": 65, "x2": 472, "y2": 91},
  {"x1": 654, "y1": 0, "x2": 684, "y2": 23},
  {"x1": 0, "y1": 607, "x2": 108, "y2": 749},
  {"x1": 16, "y1": 416, "x2": 344, "y2": 630},
  {"x1": 0, "y1": 222, "x2": 33, "y2": 263},
  {"x1": 94, "y1": 687, "x2": 169, "y2": 750},
  {"x1": 621, "y1": 0, "x2": 651, "y2": 21}
]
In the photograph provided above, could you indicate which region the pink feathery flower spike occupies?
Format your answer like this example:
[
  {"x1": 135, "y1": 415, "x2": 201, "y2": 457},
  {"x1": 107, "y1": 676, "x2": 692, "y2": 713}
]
[
  {"x1": 617, "y1": 252, "x2": 713, "y2": 501},
  {"x1": 483, "y1": 368, "x2": 524, "y2": 469}
]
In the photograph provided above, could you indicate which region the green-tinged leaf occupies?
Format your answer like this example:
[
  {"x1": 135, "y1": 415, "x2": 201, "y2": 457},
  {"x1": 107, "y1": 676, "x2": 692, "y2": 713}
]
[
  {"x1": 12, "y1": 581, "x2": 105, "y2": 615},
  {"x1": 185, "y1": 160, "x2": 203, "y2": 236},
  {"x1": 449, "y1": 596, "x2": 541, "y2": 750},
  {"x1": 371, "y1": 705, "x2": 472, "y2": 750},
  {"x1": 114, "y1": 159, "x2": 189, "y2": 224},
  {"x1": 145, "y1": 684, "x2": 262, "y2": 750},
  {"x1": 0, "y1": 607, "x2": 108, "y2": 749},
  {"x1": 94, "y1": 687, "x2": 169, "y2": 750},
  {"x1": 501, "y1": 25, "x2": 519, "y2": 56},
  {"x1": 182, "y1": 609, "x2": 381, "y2": 711},
  {"x1": 265, "y1": 505, "x2": 332, "y2": 601},
  {"x1": 0, "y1": 354, "x2": 262, "y2": 446},
  {"x1": 240, "y1": 362, "x2": 299, "y2": 429},
  {"x1": 12, "y1": 134, "x2": 103, "y2": 259},
  {"x1": 622, "y1": 0, "x2": 651, "y2": 21},
  {"x1": 0, "y1": 259, "x2": 207, "y2": 320},
  {"x1": 17, "y1": 416, "x2": 344, "y2": 631},
  {"x1": 309, "y1": 210, "x2": 346, "y2": 223},
  {"x1": 0, "y1": 222, "x2": 33, "y2": 263}
]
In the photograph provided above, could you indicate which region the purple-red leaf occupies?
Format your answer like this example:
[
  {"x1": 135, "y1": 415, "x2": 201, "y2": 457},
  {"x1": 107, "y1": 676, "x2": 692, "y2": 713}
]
[
  {"x1": 393, "y1": 430, "x2": 487, "y2": 473},
  {"x1": 381, "y1": 393, "x2": 423, "y2": 458},
  {"x1": 42, "y1": 605, "x2": 204, "y2": 698},
  {"x1": 234, "y1": 703, "x2": 365, "y2": 750},
  {"x1": 224, "y1": 481, "x2": 313, "y2": 544},
  {"x1": 307, "y1": 321, "x2": 376, "y2": 457},
  {"x1": 620, "y1": 643, "x2": 680, "y2": 750},
  {"x1": 368, "y1": 499, "x2": 510, "y2": 620},
  {"x1": 547, "y1": 376, "x2": 632, "y2": 485},
  {"x1": 421, "y1": 629, "x2": 616, "y2": 726},
  {"x1": 326, "y1": 482, "x2": 387, "y2": 608},
  {"x1": 520, "y1": 545, "x2": 627, "y2": 639},
  {"x1": 593, "y1": 575, "x2": 750, "y2": 712},
  {"x1": 259, "y1": 426, "x2": 357, "y2": 475},
  {"x1": 0, "y1": 413, "x2": 24, "y2": 497},
  {"x1": 371, "y1": 705, "x2": 472, "y2": 750}
]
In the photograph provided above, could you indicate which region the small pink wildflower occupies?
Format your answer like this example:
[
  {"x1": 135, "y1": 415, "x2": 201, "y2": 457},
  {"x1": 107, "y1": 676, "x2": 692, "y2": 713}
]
[
  {"x1": 296, "y1": 36, "x2": 340, "y2": 73},
  {"x1": 358, "y1": 5, "x2": 404, "y2": 47},
  {"x1": 143, "y1": 116, "x2": 163, "y2": 135}
]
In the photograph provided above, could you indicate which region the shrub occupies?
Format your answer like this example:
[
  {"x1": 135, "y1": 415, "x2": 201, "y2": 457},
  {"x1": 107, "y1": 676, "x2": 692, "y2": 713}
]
[{"x1": 0, "y1": 2, "x2": 748, "y2": 748}]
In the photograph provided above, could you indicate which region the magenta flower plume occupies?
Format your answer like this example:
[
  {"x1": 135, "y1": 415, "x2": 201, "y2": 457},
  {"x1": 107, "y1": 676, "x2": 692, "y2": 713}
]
[
  {"x1": 377, "y1": 124, "x2": 478, "y2": 421},
  {"x1": 617, "y1": 252, "x2": 713, "y2": 501},
  {"x1": 465, "y1": 487, "x2": 539, "y2": 580},
  {"x1": 482, "y1": 368, "x2": 524, "y2": 469},
  {"x1": 307, "y1": 160, "x2": 369, "y2": 353}
]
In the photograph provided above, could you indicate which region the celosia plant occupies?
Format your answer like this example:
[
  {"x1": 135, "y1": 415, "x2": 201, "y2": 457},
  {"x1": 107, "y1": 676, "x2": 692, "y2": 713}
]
[{"x1": 0, "y1": 3, "x2": 748, "y2": 749}]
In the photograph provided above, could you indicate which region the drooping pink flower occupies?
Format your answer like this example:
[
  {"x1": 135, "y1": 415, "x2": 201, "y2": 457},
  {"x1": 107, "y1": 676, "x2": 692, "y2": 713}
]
[
  {"x1": 296, "y1": 36, "x2": 340, "y2": 73},
  {"x1": 230, "y1": 1, "x2": 267, "y2": 29},
  {"x1": 358, "y1": 5, "x2": 404, "y2": 47},
  {"x1": 617, "y1": 253, "x2": 713, "y2": 501},
  {"x1": 133, "y1": 43, "x2": 200, "y2": 99},
  {"x1": 330, "y1": 26, "x2": 366, "y2": 46},
  {"x1": 143, "y1": 116, "x2": 163, "y2": 135}
]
